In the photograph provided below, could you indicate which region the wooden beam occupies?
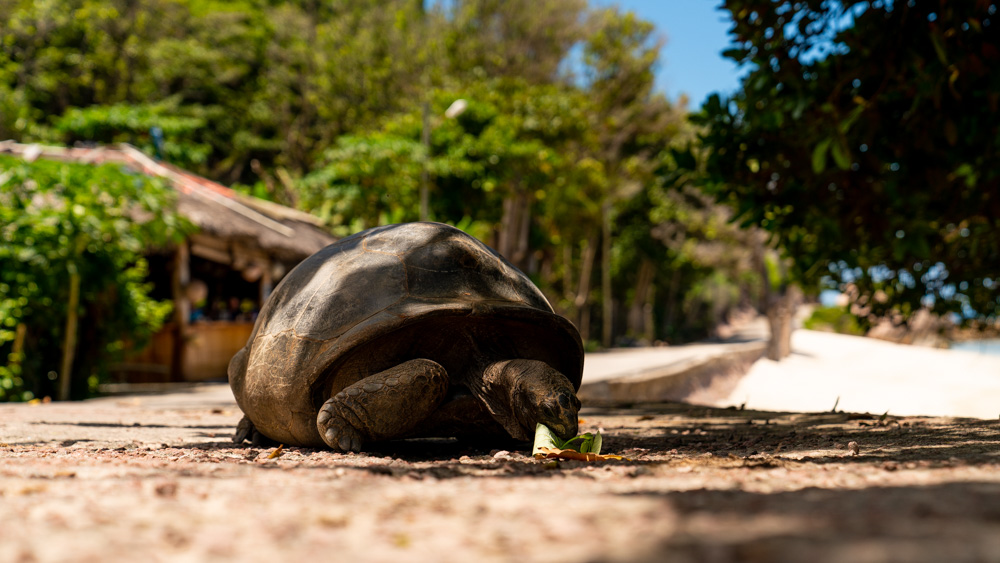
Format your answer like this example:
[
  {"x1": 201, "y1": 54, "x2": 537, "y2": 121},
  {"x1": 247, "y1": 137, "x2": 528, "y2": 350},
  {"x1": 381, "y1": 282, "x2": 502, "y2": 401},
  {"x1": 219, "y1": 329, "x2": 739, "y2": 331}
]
[{"x1": 190, "y1": 242, "x2": 232, "y2": 265}]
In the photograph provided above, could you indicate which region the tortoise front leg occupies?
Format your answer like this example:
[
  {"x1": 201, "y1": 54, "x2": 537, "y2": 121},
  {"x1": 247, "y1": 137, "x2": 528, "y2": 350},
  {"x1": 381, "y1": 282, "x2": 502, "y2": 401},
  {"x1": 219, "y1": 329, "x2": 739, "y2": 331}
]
[{"x1": 317, "y1": 358, "x2": 449, "y2": 452}]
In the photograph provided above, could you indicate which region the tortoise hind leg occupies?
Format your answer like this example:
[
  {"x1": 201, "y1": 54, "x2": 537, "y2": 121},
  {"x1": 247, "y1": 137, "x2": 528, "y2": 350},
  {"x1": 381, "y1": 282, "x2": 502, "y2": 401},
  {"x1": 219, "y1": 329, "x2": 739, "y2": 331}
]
[
  {"x1": 233, "y1": 416, "x2": 279, "y2": 447},
  {"x1": 317, "y1": 359, "x2": 449, "y2": 452}
]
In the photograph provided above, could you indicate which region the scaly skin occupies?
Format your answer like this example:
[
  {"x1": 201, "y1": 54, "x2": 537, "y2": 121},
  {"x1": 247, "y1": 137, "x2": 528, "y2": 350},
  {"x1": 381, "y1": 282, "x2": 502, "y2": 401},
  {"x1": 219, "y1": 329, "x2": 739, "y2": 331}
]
[
  {"x1": 310, "y1": 357, "x2": 579, "y2": 451},
  {"x1": 316, "y1": 359, "x2": 449, "y2": 452}
]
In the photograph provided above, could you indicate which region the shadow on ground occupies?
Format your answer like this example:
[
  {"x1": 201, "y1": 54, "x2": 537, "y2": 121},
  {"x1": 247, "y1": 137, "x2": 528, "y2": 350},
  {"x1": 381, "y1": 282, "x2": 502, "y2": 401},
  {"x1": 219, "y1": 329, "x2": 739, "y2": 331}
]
[
  {"x1": 583, "y1": 402, "x2": 1000, "y2": 466},
  {"x1": 628, "y1": 482, "x2": 1000, "y2": 562},
  {"x1": 238, "y1": 401, "x2": 998, "y2": 467}
]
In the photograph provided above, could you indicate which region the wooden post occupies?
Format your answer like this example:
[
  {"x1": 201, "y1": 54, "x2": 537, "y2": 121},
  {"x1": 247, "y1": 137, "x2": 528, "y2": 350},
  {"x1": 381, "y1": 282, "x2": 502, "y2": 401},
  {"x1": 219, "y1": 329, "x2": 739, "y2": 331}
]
[
  {"x1": 171, "y1": 242, "x2": 190, "y2": 382},
  {"x1": 260, "y1": 259, "x2": 273, "y2": 306}
]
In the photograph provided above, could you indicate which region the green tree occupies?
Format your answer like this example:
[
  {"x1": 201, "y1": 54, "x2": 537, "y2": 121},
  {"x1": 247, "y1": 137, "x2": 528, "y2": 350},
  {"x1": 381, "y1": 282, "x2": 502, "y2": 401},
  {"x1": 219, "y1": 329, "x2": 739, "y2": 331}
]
[
  {"x1": 300, "y1": 79, "x2": 593, "y2": 248},
  {"x1": 582, "y1": 7, "x2": 685, "y2": 346},
  {"x1": 0, "y1": 155, "x2": 187, "y2": 400},
  {"x1": 298, "y1": 79, "x2": 611, "y2": 335},
  {"x1": 53, "y1": 98, "x2": 211, "y2": 168},
  {"x1": 299, "y1": 133, "x2": 428, "y2": 237},
  {"x1": 443, "y1": 0, "x2": 587, "y2": 84},
  {"x1": 0, "y1": 0, "x2": 437, "y2": 182},
  {"x1": 698, "y1": 1, "x2": 1000, "y2": 349},
  {"x1": 615, "y1": 145, "x2": 766, "y2": 345},
  {"x1": 0, "y1": 0, "x2": 773, "y2": 352}
]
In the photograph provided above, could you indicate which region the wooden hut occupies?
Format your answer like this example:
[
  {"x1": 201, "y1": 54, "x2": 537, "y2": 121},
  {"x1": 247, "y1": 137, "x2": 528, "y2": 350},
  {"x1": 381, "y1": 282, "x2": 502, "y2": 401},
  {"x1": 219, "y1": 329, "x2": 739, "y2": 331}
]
[{"x1": 0, "y1": 141, "x2": 336, "y2": 382}]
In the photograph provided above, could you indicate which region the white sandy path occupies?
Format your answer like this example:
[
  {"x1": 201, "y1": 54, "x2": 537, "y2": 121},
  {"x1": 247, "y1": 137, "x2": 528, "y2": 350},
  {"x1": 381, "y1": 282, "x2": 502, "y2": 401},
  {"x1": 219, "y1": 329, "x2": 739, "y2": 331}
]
[{"x1": 712, "y1": 330, "x2": 1000, "y2": 419}]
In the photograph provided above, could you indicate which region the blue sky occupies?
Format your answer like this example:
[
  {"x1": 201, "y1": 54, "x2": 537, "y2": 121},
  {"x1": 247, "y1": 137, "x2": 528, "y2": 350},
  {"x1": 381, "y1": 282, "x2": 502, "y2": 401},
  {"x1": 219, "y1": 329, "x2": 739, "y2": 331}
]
[{"x1": 593, "y1": 0, "x2": 745, "y2": 109}]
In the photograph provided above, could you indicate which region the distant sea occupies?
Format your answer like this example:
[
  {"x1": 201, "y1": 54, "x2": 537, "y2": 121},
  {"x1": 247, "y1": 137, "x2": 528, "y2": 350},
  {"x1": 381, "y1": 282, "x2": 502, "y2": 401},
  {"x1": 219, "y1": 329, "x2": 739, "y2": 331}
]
[{"x1": 949, "y1": 339, "x2": 1000, "y2": 357}]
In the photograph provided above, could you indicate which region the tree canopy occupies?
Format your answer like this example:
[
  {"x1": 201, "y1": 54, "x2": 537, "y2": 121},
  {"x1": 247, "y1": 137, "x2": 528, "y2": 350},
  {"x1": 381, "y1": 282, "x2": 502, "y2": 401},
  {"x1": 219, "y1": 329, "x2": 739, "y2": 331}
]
[
  {"x1": 3, "y1": 0, "x2": 760, "y2": 401},
  {"x1": 21, "y1": 0, "x2": 989, "y2": 398},
  {"x1": 700, "y1": 0, "x2": 999, "y2": 323}
]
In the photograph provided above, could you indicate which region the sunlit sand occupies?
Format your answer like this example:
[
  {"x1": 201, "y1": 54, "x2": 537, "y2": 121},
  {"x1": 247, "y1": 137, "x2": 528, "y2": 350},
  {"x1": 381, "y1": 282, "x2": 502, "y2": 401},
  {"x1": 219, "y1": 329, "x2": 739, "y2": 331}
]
[{"x1": 717, "y1": 330, "x2": 1000, "y2": 419}]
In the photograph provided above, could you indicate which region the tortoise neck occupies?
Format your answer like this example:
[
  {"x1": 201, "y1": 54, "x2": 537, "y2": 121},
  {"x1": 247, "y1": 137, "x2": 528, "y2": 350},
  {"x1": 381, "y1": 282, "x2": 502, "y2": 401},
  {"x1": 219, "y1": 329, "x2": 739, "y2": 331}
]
[{"x1": 467, "y1": 360, "x2": 527, "y2": 439}]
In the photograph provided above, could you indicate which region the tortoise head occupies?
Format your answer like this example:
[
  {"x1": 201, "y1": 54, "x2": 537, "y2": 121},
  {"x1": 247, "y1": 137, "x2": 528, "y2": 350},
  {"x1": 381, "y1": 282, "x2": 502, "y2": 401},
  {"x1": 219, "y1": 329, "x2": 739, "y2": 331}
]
[{"x1": 481, "y1": 359, "x2": 581, "y2": 442}]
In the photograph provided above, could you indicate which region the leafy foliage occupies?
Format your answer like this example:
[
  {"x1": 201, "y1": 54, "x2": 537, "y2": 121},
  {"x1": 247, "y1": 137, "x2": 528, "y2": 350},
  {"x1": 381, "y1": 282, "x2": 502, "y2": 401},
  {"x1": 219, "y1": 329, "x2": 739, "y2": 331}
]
[
  {"x1": 0, "y1": 0, "x2": 791, "y2": 393},
  {"x1": 699, "y1": 0, "x2": 1000, "y2": 322},
  {"x1": 0, "y1": 0, "x2": 436, "y2": 182},
  {"x1": 0, "y1": 155, "x2": 187, "y2": 400},
  {"x1": 804, "y1": 306, "x2": 865, "y2": 336},
  {"x1": 54, "y1": 98, "x2": 212, "y2": 168},
  {"x1": 300, "y1": 134, "x2": 427, "y2": 237},
  {"x1": 298, "y1": 74, "x2": 719, "y2": 345},
  {"x1": 301, "y1": 78, "x2": 599, "y2": 248}
]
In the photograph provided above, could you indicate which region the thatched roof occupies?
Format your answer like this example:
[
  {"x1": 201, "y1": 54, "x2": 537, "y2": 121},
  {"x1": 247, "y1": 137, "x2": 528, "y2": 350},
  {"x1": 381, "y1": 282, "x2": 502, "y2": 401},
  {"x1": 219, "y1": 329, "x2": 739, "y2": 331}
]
[{"x1": 0, "y1": 141, "x2": 336, "y2": 261}]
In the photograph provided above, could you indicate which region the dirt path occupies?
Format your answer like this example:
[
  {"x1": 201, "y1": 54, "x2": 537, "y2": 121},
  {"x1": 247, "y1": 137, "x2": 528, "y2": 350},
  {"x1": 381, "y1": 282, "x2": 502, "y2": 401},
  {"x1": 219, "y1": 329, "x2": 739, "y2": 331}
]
[{"x1": 2, "y1": 385, "x2": 1000, "y2": 562}]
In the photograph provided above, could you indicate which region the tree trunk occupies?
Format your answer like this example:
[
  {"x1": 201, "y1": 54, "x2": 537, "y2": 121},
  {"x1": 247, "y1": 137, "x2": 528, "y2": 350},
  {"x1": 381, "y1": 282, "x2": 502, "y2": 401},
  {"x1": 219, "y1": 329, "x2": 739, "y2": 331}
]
[
  {"x1": 765, "y1": 285, "x2": 800, "y2": 361},
  {"x1": 539, "y1": 254, "x2": 552, "y2": 289},
  {"x1": 601, "y1": 199, "x2": 613, "y2": 349},
  {"x1": 574, "y1": 235, "x2": 598, "y2": 338},
  {"x1": 578, "y1": 306, "x2": 591, "y2": 346},
  {"x1": 497, "y1": 192, "x2": 531, "y2": 271},
  {"x1": 663, "y1": 268, "x2": 681, "y2": 341},
  {"x1": 419, "y1": 100, "x2": 430, "y2": 221},
  {"x1": 58, "y1": 262, "x2": 81, "y2": 401},
  {"x1": 711, "y1": 278, "x2": 726, "y2": 339},
  {"x1": 497, "y1": 196, "x2": 517, "y2": 261},
  {"x1": 11, "y1": 323, "x2": 26, "y2": 360},
  {"x1": 756, "y1": 242, "x2": 800, "y2": 361},
  {"x1": 627, "y1": 258, "x2": 655, "y2": 339},
  {"x1": 513, "y1": 193, "x2": 531, "y2": 269},
  {"x1": 644, "y1": 285, "x2": 655, "y2": 344},
  {"x1": 562, "y1": 244, "x2": 573, "y2": 299},
  {"x1": 171, "y1": 243, "x2": 190, "y2": 382}
]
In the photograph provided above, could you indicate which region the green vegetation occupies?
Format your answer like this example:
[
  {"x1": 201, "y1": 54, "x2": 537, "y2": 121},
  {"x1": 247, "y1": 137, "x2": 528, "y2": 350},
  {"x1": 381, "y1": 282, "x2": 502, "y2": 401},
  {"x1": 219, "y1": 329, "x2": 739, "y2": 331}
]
[
  {"x1": 2, "y1": 0, "x2": 762, "y2": 361},
  {"x1": 0, "y1": 155, "x2": 187, "y2": 400},
  {"x1": 532, "y1": 423, "x2": 602, "y2": 456},
  {"x1": 803, "y1": 306, "x2": 865, "y2": 337},
  {"x1": 698, "y1": 0, "x2": 1000, "y2": 324},
  {"x1": 2, "y1": 0, "x2": 998, "y2": 398}
]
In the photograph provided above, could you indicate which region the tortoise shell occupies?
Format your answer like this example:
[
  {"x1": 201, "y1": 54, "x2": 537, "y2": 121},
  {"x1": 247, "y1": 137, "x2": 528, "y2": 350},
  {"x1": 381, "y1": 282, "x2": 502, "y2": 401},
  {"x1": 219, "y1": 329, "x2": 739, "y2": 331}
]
[{"x1": 228, "y1": 222, "x2": 584, "y2": 447}]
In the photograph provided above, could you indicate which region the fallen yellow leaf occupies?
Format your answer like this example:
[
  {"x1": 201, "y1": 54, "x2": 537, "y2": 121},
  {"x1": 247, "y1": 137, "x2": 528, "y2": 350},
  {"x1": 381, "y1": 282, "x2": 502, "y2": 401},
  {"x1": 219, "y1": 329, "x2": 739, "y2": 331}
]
[
  {"x1": 533, "y1": 447, "x2": 626, "y2": 462},
  {"x1": 267, "y1": 445, "x2": 284, "y2": 459}
]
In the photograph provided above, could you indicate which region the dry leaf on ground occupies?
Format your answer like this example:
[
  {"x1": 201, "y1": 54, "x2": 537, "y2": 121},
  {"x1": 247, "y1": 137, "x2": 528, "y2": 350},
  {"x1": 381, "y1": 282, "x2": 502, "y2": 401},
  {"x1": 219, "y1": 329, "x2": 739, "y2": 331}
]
[{"x1": 533, "y1": 447, "x2": 626, "y2": 462}]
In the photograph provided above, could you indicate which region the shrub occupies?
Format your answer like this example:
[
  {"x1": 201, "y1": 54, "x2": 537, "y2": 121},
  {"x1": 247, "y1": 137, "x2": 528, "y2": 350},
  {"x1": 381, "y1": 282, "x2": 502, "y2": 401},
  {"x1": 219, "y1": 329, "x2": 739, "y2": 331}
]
[{"x1": 0, "y1": 154, "x2": 187, "y2": 400}]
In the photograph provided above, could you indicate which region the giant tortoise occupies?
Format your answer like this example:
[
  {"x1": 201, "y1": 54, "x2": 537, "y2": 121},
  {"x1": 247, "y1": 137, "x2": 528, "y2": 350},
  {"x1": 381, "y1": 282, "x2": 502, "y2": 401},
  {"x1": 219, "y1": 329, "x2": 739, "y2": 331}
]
[{"x1": 228, "y1": 222, "x2": 584, "y2": 451}]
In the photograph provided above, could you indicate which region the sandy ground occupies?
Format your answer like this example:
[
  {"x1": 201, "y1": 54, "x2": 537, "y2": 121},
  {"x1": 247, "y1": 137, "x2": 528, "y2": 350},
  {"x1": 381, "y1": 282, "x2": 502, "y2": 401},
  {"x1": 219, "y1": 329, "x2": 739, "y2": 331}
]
[
  {"x1": 3, "y1": 379, "x2": 1000, "y2": 563},
  {"x1": 713, "y1": 330, "x2": 1000, "y2": 418}
]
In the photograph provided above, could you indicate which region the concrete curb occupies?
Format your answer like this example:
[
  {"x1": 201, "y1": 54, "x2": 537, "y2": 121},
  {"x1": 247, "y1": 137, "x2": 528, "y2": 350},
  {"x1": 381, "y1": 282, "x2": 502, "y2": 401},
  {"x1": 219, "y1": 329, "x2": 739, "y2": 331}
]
[{"x1": 578, "y1": 341, "x2": 767, "y2": 404}]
